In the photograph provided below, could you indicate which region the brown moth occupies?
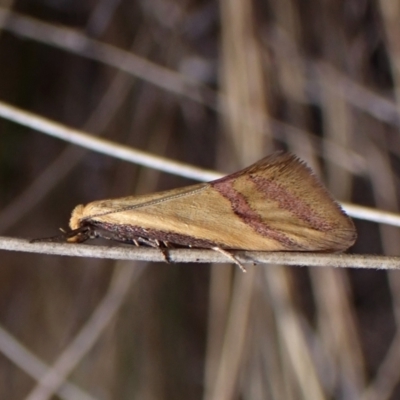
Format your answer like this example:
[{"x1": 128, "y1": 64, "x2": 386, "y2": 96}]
[{"x1": 54, "y1": 152, "x2": 356, "y2": 270}]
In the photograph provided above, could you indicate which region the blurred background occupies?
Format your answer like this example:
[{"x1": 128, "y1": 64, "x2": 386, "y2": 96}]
[{"x1": 0, "y1": 0, "x2": 399, "y2": 399}]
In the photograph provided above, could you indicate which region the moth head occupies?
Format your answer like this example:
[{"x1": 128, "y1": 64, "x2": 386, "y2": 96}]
[
  {"x1": 67, "y1": 204, "x2": 100, "y2": 243},
  {"x1": 69, "y1": 204, "x2": 85, "y2": 231},
  {"x1": 65, "y1": 225, "x2": 94, "y2": 243}
]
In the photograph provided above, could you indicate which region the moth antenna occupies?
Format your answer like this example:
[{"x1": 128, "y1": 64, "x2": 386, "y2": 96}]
[
  {"x1": 30, "y1": 235, "x2": 63, "y2": 243},
  {"x1": 30, "y1": 229, "x2": 69, "y2": 243},
  {"x1": 212, "y1": 247, "x2": 247, "y2": 273},
  {"x1": 31, "y1": 226, "x2": 91, "y2": 243}
]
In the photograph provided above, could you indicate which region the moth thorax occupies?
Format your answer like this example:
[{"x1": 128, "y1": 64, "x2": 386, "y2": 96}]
[{"x1": 69, "y1": 204, "x2": 85, "y2": 230}]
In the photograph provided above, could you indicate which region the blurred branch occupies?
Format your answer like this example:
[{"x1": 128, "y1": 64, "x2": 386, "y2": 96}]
[
  {"x1": 0, "y1": 6, "x2": 374, "y2": 182},
  {"x1": 1, "y1": 101, "x2": 400, "y2": 226},
  {"x1": 311, "y1": 63, "x2": 400, "y2": 128},
  {"x1": 0, "y1": 101, "x2": 220, "y2": 182},
  {"x1": 1, "y1": 236, "x2": 400, "y2": 270},
  {"x1": 1, "y1": 8, "x2": 399, "y2": 131},
  {"x1": 25, "y1": 263, "x2": 145, "y2": 400},
  {"x1": 1, "y1": 100, "x2": 400, "y2": 227},
  {"x1": 0, "y1": 7, "x2": 217, "y2": 109},
  {"x1": 342, "y1": 203, "x2": 400, "y2": 227},
  {"x1": 0, "y1": 325, "x2": 97, "y2": 400}
]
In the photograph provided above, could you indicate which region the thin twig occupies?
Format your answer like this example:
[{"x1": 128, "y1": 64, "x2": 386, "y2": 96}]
[
  {"x1": 342, "y1": 203, "x2": 400, "y2": 227},
  {"x1": 1, "y1": 236, "x2": 400, "y2": 270},
  {"x1": 0, "y1": 8, "x2": 397, "y2": 192},
  {"x1": 0, "y1": 101, "x2": 220, "y2": 182}
]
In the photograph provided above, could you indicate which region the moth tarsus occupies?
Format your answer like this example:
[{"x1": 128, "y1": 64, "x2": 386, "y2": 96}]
[
  {"x1": 160, "y1": 247, "x2": 172, "y2": 264},
  {"x1": 212, "y1": 247, "x2": 247, "y2": 272},
  {"x1": 34, "y1": 152, "x2": 357, "y2": 269}
]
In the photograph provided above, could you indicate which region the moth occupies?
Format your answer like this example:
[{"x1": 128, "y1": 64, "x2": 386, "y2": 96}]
[{"x1": 39, "y1": 152, "x2": 357, "y2": 271}]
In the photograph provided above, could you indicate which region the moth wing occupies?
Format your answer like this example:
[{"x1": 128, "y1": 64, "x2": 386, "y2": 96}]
[
  {"x1": 209, "y1": 152, "x2": 356, "y2": 251},
  {"x1": 69, "y1": 182, "x2": 209, "y2": 229},
  {"x1": 71, "y1": 152, "x2": 356, "y2": 251}
]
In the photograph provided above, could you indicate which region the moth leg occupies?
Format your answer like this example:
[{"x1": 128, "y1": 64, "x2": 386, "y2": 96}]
[
  {"x1": 160, "y1": 247, "x2": 172, "y2": 264},
  {"x1": 159, "y1": 241, "x2": 173, "y2": 264},
  {"x1": 135, "y1": 237, "x2": 171, "y2": 263},
  {"x1": 136, "y1": 237, "x2": 158, "y2": 247},
  {"x1": 212, "y1": 247, "x2": 247, "y2": 273},
  {"x1": 147, "y1": 239, "x2": 171, "y2": 263}
]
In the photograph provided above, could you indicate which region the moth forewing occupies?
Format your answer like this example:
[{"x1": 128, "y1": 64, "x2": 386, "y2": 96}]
[
  {"x1": 68, "y1": 182, "x2": 209, "y2": 234},
  {"x1": 210, "y1": 153, "x2": 356, "y2": 251},
  {"x1": 66, "y1": 152, "x2": 356, "y2": 256}
]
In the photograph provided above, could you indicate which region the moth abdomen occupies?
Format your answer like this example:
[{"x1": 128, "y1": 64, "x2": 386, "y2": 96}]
[{"x1": 79, "y1": 219, "x2": 220, "y2": 249}]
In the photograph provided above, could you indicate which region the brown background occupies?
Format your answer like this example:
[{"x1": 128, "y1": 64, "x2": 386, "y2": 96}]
[{"x1": 0, "y1": 0, "x2": 399, "y2": 399}]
